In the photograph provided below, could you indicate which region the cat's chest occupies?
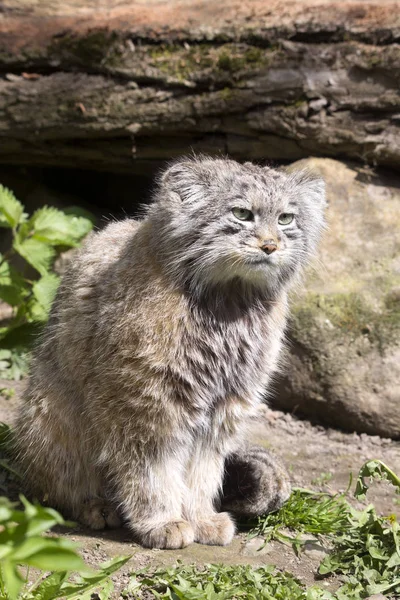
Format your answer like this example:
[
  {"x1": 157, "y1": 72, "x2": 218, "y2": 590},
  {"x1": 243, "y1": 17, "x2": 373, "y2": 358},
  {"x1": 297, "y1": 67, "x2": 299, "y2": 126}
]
[{"x1": 178, "y1": 306, "x2": 280, "y2": 404}]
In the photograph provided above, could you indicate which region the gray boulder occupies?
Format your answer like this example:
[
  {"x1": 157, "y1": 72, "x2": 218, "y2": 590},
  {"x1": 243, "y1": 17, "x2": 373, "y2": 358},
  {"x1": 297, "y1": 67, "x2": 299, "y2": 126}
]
[{"x1": 273, "y1": 158, "x2": 400, "y2": 439}]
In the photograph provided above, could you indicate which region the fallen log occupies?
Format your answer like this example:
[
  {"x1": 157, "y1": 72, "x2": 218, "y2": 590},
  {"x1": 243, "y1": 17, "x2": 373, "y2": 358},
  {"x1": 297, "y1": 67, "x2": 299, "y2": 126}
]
[{"x1": 0, "y1": 0, "x2": 399, "y2": 172}]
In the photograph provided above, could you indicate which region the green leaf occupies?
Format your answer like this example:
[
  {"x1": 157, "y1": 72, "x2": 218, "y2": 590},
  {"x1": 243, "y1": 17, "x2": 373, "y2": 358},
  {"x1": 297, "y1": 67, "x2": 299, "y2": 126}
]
[
  {"x1": 25, "y1": 547, "x2": 85, "y2": 571},
  {"x1": 96, "y1": 577, "x2": 114, "y2": 600},
  {"x1": 32, "y1": 273, "x2": 60, "y2": 318},
  {"x1": 64, "y1": 214, "x2": 93, "y2": 241},
  {"x1": 0, "y1": 348, "x2": 30, "y2": 380},
  {"x1": 0, "y1": 348, "x2": 12, "y2": 373},
  {"x1": 0, "y1": 185, "x2": 25, "y2": 229},
  {"x1": 63, "y1": 206, "x2": 96, "y2": 224},
  {"x1": 0, "y1": 258, "x2": 29, "y2": 306},
  {"x1": 355, "y1": 460, "x2": 400, "y2": 500},
  {"x1": 366, "y1": 578, "x2": 400, "y2": 595},
  {"x1": 121, "y1": 575, "x2": 142, "y2": 596},
  {"x1": 25, "y1": 299, "x2": 48, "y2": 323},
  {"x1": 387, "y1": 550, "x2": 400, "y2": 568},
  {"x1": 11, "y1": 538, "x2": 84, "y2": 571},
  {"x1": 61, "y1": 556, "x2": 131, "y2": 599},
  {"x1": 69, "y1": 591, "x2": 94, "y2": 600},
  {"x1": 0, "y1": 257, "x2": 15, "y2": 284},
  {"x1": 0, "y1": 497, "x2": 21, "y2": 523},
  {"x1": 29, "y1": 571, "x2": 67, "y2": 600},
  {"x1": 13, "y1": 238, "x2": 55, "y2": 276},
  {"x1": 27, "y1": 206, "x2": 93, "y2": 247},
  {"x1": 20, "y1": 501, "x2": 69, "y2": 536},
  {"x1": 0, "y1": 560, "x2": 24, "y2": 600},
  {"x1": 0, "y1": 502, "x2": 14, "y2": 523},
  {"x1": 368, "y1": 546, "x2": 389, "y2": 560},
  {"x1": 0, "y1": 285, "x2": 24, "y2": 307}
]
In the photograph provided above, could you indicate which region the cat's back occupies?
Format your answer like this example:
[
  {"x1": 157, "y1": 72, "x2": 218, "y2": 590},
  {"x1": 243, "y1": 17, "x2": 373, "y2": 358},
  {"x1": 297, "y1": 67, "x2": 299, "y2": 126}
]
[
  {"x1": 33, "y1": 219, "x2": 142, "y2": 379},
  {"x1": 70, "y1": 218, "x2": 140, "y2": 280},
  {"x1": 53, "y1": 218, "x2": 140, "y2": 305}
]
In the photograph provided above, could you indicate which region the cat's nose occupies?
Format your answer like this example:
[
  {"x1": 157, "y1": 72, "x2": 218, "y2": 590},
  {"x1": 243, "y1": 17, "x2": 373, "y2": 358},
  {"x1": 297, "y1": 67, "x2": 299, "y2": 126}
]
[{"x1": 260, "y1": 240, "x2": 278, "y2": 255}]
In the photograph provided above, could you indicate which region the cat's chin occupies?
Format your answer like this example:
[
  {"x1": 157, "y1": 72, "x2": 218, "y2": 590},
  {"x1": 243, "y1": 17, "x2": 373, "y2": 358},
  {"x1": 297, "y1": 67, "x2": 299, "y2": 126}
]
[
  {"x1": 244, "y1": 255, "x2": 282, "y2": 277},
  {"x1": 240, "y1": 256, "x2": 288, "y2": 289},
  {"x1": 199, "y1": 254, "x2": 284, "y2": 292},
  {"x1": 231, "y1": 261, "x2": 282, "y2": 288}
]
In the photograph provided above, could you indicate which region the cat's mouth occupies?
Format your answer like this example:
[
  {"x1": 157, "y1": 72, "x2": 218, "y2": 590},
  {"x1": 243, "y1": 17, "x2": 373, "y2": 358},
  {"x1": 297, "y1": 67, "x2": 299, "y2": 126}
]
[{"x1": 246, "y1": 254, "x2": 278, "y2": 266}]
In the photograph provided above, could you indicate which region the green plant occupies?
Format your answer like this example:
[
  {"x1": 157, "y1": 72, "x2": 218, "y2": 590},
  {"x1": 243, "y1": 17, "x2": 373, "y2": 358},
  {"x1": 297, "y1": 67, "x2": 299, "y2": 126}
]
[
  {"x1": 319, "y1": 503, "x2": 400, "y2": 597},
  {"x1": 355, "y1": 460, "x2": 400, "y2": 500},
  {"x1": 0, "y1": 184, "x2": 94, "y2": 379},
  {"x1": 125, "y1": 561, "x2": 332, "y2": 600},
  {"x1": 248, "y1": 487, "x2": 350, "y2": 550},
  {"x1": 249, "y1": 460, "x2": 400, "y2": 598},
  {"x1": 319, "y1": 460, "x2": 400, "y2": 597},
  {"x1": 0, "y1": 351, "x2": 29, "y2": 383},
  {"x1": 0, "y1": 496, "x2": 130, "y2": 600}
]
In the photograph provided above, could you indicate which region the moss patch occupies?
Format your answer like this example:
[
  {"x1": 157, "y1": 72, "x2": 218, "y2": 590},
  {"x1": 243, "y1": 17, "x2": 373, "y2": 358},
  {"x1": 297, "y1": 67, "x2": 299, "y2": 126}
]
[
  {"x1": 292, "y1": 292, "x2": 400, "y2": 353},
  {"x1": 216, "y1": 46, "x2": 265, "y2": 72},
  {"x1": 45, "y1": 36, "x2": 272, "y2": 83},
  {"x1": 49, "y1": 29, "x2": 124, "y2": 69},
  {"x1": 148, "y1": 43, "x2": 270, "y2": 82}
]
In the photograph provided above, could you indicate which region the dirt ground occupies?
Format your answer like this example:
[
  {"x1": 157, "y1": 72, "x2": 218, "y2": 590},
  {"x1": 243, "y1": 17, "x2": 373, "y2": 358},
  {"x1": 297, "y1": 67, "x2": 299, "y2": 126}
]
[{"x1": 1, "y1": 385, "x2": 400, "y2": 597}]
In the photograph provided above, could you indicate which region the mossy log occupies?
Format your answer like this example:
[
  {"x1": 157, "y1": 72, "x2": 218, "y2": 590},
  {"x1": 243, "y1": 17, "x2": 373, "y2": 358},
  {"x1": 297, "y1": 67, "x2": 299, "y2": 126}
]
[{"x1": 0, "y1": 0, "x2": 399, "y2": 173}]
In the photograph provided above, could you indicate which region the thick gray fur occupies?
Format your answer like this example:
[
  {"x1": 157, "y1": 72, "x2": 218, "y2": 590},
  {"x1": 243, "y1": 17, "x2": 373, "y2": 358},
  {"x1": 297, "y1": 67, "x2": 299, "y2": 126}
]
[
  {"x1": 222, "y1": 446, "x2": 292, "y2": 517},
  {"x1": 15, "y1": 155, "x2": 326, "y2": 549}
]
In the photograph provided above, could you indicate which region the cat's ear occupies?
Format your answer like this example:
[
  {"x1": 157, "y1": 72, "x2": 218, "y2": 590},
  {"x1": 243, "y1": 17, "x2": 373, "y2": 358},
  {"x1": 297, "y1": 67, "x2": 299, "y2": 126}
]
[
  {"x1": 305, "y1": 175, "x2": 326, "y2": 208},
  {"x1": 292, "y1": 169, "x2": 326, "y2": 209},
  {"x1": 159, "y1": 159, "x2": 208, "y2": 203}
]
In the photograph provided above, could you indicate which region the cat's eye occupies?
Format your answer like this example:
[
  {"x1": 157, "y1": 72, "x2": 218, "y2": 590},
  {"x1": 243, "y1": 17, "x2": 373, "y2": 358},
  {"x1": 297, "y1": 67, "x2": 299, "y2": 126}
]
[
  {"x1": 232, "y1": 208, "x2": 254, "y2": 221},
  {"x1": 278, "y1": 213, "x2": 294, "y2": 226}
]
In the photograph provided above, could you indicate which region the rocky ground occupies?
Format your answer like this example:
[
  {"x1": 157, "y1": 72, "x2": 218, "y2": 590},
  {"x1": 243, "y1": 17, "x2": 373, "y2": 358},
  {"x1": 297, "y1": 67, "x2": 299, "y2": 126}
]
[{"x1": 1, "y1": 385, "x2": 399, "y2": 597}]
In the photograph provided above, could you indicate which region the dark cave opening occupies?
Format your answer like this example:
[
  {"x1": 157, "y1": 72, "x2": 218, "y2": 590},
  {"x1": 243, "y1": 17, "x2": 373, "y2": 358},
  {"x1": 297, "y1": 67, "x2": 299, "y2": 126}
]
[{"x1": 0, "y1": 163, "x2": 166, "y2": 227}]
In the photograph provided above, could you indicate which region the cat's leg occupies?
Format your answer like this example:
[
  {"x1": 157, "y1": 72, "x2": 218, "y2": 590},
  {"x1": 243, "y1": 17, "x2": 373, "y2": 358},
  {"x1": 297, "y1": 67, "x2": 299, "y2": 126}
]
[
  {"x1": 221, "y1": 446, "x2": 291, "y2": 517},
  {"x1": 183, "y1": 443, "x2": 235, "y2": 546},
  {"x1": 15, "y1": 393, "x2": 120, "y2": 529},
  {"x1": 109, "y1": 446, "x2": 194, "y2": 549}
]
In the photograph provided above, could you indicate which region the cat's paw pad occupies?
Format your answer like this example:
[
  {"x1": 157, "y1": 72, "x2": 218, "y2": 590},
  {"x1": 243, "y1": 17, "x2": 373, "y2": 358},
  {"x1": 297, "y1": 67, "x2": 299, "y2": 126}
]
[
  {"x1": 194, "y1": 512, "x2": 235, "y2": 546},
  {"x1": 141, "y1": 520, "x2": 194, "y2": 549},
  {"x1": 79, "y1": 499, "x2": 122, "y2": 530}
]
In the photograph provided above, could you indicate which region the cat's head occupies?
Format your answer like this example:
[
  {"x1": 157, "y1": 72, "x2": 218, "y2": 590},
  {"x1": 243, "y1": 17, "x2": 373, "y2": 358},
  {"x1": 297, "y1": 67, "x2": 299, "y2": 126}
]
[{"x1": 149, "y1": 155, "x2": 326, "y2": 296}]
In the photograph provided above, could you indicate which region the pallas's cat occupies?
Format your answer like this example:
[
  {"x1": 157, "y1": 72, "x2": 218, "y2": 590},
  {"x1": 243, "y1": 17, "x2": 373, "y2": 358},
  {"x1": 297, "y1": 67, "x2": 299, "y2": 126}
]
[{"x1": 15, "y1": 156, "x2": 326, "y2": 548}]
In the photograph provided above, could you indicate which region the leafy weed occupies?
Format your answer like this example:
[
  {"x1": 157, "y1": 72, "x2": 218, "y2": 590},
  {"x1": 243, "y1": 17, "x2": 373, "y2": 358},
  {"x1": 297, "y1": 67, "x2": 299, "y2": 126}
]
[
  {"x1": 125, "y1": 562, "x2": 333, "y2": 600},
  {"x1": 0, "y1": 184, "x2": 94, "y2": 380},
  {"x1": 0, "y1": 496, "x2": 130, "y2": 600}
]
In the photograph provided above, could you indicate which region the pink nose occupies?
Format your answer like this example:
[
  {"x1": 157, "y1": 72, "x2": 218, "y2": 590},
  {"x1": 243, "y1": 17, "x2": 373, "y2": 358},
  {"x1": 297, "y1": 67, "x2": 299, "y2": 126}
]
[{"x1": 260, "y1": 240, "x2": 277, "y2": 255}]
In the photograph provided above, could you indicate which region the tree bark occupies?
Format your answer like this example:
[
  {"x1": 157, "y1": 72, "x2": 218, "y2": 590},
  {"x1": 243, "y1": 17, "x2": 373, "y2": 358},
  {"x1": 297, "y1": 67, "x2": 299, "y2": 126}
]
[{"x1": 1, "y1": 0, "x2": 399, "y2": 173}]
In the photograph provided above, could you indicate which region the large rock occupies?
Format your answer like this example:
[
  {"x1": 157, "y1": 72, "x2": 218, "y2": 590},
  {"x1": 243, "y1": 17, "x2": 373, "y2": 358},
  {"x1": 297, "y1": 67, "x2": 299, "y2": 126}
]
[{"x1": 273, "y1": 158, "x2": 400, "y2": 438}]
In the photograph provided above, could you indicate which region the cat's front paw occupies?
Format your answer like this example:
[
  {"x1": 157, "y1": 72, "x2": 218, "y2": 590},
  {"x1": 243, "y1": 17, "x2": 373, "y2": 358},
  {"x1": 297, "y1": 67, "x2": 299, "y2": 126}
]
[
  {"x1": 140, "y1": 520, "x2": 195, "y2": 549},
  {"x1": 194, "y1": 512, "x2": 235, "y2": 546},
  {"x1": 222, "y1": 446, "x2": 291, "y2": 517}
]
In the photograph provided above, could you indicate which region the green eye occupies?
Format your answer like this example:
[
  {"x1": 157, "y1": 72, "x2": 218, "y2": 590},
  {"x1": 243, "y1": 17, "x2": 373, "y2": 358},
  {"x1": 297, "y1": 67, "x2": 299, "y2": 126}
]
[
  {"x1": 232, "y1": 208, "x2": 254, "y2": 221},
  {"x1": 278, "y1": 213, "x2": 294, "y2": 226}
]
